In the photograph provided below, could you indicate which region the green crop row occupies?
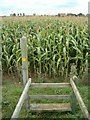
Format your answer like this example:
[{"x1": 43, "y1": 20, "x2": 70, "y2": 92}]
[{"x1": 1, "y1": 16, "x2": 89, "y2": 79}]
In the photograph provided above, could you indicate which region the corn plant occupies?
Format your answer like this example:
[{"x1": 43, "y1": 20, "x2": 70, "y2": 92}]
[{"x1": 1, "y1": 16, "x2": 88, "y2": 80}]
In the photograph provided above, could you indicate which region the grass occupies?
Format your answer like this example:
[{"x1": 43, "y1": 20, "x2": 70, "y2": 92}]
[{"x1": 2, "y1": 76, "x2": 89, "y2": 119}]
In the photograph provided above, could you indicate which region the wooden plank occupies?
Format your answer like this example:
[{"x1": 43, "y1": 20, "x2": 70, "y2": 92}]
[
  {"x1": 20, "y1": 36, "x2": 28, "y2": 86},
  {"x1": 71, "y1": 91, "x2": 76, "y2": 113},
  {"x1": 29, "y1": 95, "x2": 70, "y2": 100},
  {"x1": 31, "y1": 83, "x2": 70, "y2": 88},
  {"x1": 30, "y1": 103, "x2": 71, "y2": 112},
  {"x1": 70, "y1": 78, "x2": 90, "y2": 120},
  {"x1": 20, "y1": 36, "x2": 29, "y2": 110},
  {"x1": 11, "y1": 78, "x2": 31, "y2": 119},
  {"x1": 71, "y1": 76, "x2": 78, "y2": 113}
]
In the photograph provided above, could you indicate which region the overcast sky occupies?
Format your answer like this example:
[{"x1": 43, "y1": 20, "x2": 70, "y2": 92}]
[{"x1": 0, "y1": 0, "x2": 89, "y2": 16}]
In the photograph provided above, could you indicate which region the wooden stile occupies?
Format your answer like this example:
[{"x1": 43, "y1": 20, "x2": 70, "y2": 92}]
[{"x1": 11, "y1": 35, "x2": 90, "y2": 119}]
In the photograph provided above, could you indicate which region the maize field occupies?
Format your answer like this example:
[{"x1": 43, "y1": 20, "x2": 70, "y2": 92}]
[{"x1": 1, "y1": 16, "x2": 89, "y2": 79}]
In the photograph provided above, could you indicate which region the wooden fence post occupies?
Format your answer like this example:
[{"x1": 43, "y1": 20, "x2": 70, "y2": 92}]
[
  {"x1": 20, "y1": 36, "x2": 29, "y2": 110},
  {"x1": 71, "y1": 76, "x2": 78, "y2": 113}
]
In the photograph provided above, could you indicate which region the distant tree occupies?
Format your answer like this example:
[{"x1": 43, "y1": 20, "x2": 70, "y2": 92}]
[
  {"x1": 17, "y1": 13, "x2": 19, "y2": 16},
  {"x1": 3, "y1": 16, "x2": 6, "y2": 17},
  {"x1": 67, "y1": 13, "x2": 71, "y2": 16},
  {"x1": 72, "y1": 14, "x2": 77, "y2": 16},
  {"x1": 78, "y1": 13, "x2": 85, "y2": 16},
  {"x1": 86, "y1": 14, "x2": 90, "y2": 16},
  {"x1": 13, "y1": 13, "x2": 16, "y2": 16},
  {"x1": 74, "y1": 14, "x2": 77, "y2": 16},
  {"x1": 33, "y1": 13, "x2": 36, "y2": 16},
  {"x1": 67, "y1": 13, "x2": 77, "y2": 16},
  {"x1": 58, "y1": 13, "x2": 60, "y2": 17},
  {"x1": 20, "y1": 13, "x2": 22, "y2": 16},
  {"x1": 10, "y1": 14, "x2": 12, "y2": 16},
  {"x1": 23, "y1": 13, "x2": 25, "y2": 16},
  {"x1": 10, "y1": 13, "x2": 16, "y2": 16}
]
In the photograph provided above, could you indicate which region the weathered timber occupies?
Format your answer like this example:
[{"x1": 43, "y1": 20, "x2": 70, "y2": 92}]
[
  {"x1": 20, "y1": 36, "x2": 28, "y2": 86},
  {"x1": 11, "y1": 78, "x2": 31, "y2": 119},
  {"x1": 71, "y1": 90, "x2": 76, "y2": 113},
  {"x1": 29, "y1": 95, "x2": 70, "y2": 100},
  {"x1": 20, "y1": 36, "x2": 29, "y2": 110},
  {"x1": 30, "y1": 103, "x2": 71, "y2": 112},
  {"x1": 30, "y1": 83, "x2": 70, "y2": 88},
  {"x1": 71, "y1": 76, "x2": 78, "y2": 113},
  {"x1": 70, "y1": 78, "x2": 90, "y2": 120}
]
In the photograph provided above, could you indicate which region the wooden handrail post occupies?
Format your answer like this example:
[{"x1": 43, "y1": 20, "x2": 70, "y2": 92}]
[
  {"x1": 71, "y1": 88, "x2": 76, "y2": 113},
  {"x1": 71, "y1": 76, "x2": 78, "y2": 113},
  {"x1": 20, "y1": 36, "x2": 29, "y2": 110},
  {"x1": 11, "y1": 78, "x2": 31, "y2": 119},
  {"x1": 70, "y1": 76, "x2": 90, "y2": 119}
]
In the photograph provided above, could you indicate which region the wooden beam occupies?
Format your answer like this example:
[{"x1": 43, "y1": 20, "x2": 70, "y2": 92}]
[
  {"x1": 30, "y1": 103, "x2": 71, "y2": 112},
  {"x1": 71, "y1": 76, "x2": 78, "y2": 113},
  {"x1": 71, "y1": 90, "x2": 76, "y2": 113},
  {"x1": 70, "y1": 78, "x2": 90, "y2": 120},
  {"x1": 20, "y1": 36, "x2": 28, "y2": 86},
  {"x1": 31, "y1": 83, "x2": 70, "y2": 88},
  {"x1": 11, "y1": 78, "x2": 31, "y2": 119},
  {"x1": 29, "y1": 95, "x2": 70, "y2": 100},
  {"x1": 20, "y1": 36, "x2": 29, "y2": 110}
]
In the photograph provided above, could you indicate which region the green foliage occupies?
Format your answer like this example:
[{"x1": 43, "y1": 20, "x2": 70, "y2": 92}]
[{"x1": 1, "y1": 17, "x2": 88, "y2": 79}]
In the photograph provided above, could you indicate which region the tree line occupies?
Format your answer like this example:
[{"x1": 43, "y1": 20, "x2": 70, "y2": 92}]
[
  {"x1": 10, "y1": 13, "x2": 25, "y2": 16},
  {"x1": 10, "y1": 13, "x2": 86, "y2": 17}
]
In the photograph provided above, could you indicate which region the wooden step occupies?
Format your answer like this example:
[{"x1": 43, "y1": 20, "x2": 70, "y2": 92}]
[
  {"x1": 29, "y1": 95, "x2": 70, "y2": 100},
  {"x1": 30, "y1": 83, "x2": 70, "y2": 88},
  {"x1": 30, "y1": 103, "x2": 71, "y2": 112}
]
